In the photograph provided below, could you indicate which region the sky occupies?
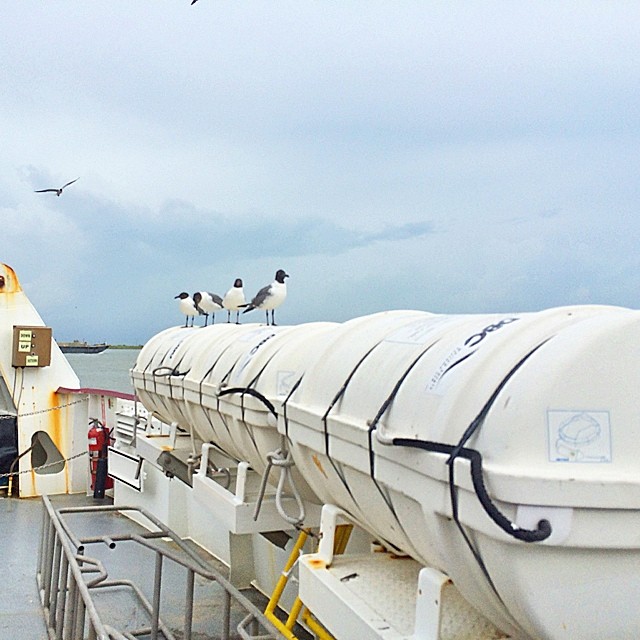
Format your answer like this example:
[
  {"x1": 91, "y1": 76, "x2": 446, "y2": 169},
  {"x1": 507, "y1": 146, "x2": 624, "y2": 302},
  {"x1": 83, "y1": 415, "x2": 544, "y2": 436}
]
[{"x1": 2, "y1": 2, "x2": 640, "y2": 344}]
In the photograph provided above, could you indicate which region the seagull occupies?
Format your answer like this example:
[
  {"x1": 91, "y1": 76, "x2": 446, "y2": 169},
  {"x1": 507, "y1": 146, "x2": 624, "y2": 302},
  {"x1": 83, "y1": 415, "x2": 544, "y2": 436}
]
[
  {"x1": 34, "y1": 177, "x2": 79, "y2": 197},
  {"x1": 193, "y1": 291, "x2": 223, "y2": 327},
  {"x1": 222, "y1": 278, "x2": 245, "y2": 324},
  {"x1": 242, "y1": 269, "x2": 289, "y2": 326},
  {"x1": 175, "y1": 292, "x2": 199, "y2": 327}
]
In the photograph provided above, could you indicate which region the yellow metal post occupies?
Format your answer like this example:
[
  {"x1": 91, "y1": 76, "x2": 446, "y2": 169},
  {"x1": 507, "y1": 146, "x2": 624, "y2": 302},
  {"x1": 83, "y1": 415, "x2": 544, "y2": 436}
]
[{"x1": 263, "y1": 524, "x2": 353, "y2": 640}]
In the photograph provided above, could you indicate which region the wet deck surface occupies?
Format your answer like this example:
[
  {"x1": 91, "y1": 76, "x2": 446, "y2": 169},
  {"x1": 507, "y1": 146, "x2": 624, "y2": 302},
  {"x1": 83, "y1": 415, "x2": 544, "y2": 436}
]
[
  {"x1": 1, "y1": 494, "x2": 82, "y2": 639},
  {"x1": 0, "y1": 493, "x2": 284, "y2": 640}
]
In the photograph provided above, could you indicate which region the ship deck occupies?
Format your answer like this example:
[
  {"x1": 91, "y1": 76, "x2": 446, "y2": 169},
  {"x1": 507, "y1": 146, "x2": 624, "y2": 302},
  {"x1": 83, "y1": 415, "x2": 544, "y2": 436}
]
[
  {"x1": 1, "y1": 492, "x2": 290, "y2": 640},
  {"x1": 2, "y1": 493, "x2": 49, "y2": 639},
  {"x1": 1, "y1": 494, "x2": 108, "y2": 638}
]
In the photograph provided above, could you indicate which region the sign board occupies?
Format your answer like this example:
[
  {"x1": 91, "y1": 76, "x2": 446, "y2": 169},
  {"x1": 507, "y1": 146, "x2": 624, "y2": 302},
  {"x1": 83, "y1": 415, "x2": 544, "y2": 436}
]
[{"x1": 12, "y1": 326, "x2": 52, "y2": 368}]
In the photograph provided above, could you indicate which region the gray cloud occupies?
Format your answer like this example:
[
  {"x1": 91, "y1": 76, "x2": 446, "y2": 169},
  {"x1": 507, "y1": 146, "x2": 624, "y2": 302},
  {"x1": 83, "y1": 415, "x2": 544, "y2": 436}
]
[
  {"x1": 50, "y1": 191, "x2": 435, "y2": 265},
  {"x1": 2, "y1": 2, "x2": 640, "y2": 344}
]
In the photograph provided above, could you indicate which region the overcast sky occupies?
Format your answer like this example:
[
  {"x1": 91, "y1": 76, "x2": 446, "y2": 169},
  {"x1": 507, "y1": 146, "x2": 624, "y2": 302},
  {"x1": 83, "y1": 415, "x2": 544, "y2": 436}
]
[{"x1": 2, "y1": 2, "x2": 639, "y2": 344}]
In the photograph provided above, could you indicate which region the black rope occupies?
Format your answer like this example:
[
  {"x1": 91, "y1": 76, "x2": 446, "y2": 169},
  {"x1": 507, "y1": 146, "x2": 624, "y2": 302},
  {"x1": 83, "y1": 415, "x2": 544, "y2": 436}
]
[
  {"x1": 205, "y1": 358, "x2": 249, "y2": 442},
  {"x1": 238, "y1": 356, "x2": 286, "y2": 455},
  {"x1": 446, "y1": 340, "x2": 550, "y2": 463},
  {"x1": 194, "y1": 378, "x2": 238, "y2": 461},
  {"x1": 196, "y1": 349, "x2": 238, "y2": 460},
  {"x1": 359, "y1": 339, "x2": 442, "y2": 554},
  {"x1": 389, "y1": 340, "x2": 552, "y2": 543},
  {"x1": 281, "y1": 376, "x2": 303, "y2": 439},
  {"x1": 445, "y1": 448, "x2": 502, "y2": 600},
  {"x1": 141, "y1": 343, "x2": 164, "y2": 375},
  {"x1": 217, "y1": 387, "x2": 277, "y2": 418},
  {"x1": 319, "y1": 343, "x2": 383, "y2": 501},
  {"x1": 241, "y1": 356, "x2": 280, "y2": 422},
  {"x1": 382, "y1": 338, "x2": 553, "y2": 607},
  {"x1": 322, "y1": 343, "x2": 381, "y2": 455},
  {"x1": 394, "y1": 437, "x2": 551, "y2": 542},
  {"x1": 366, "y1": 339, "x2": 439, "y2": 476},
  {"x1": 152, "y1": 366, "x2": 190, "y2": 377}
]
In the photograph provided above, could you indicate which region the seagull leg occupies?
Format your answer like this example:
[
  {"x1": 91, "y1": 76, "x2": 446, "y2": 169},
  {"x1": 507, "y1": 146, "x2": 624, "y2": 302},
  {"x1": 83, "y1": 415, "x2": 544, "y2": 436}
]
[
  {"x1": 227, "y1": 310, "x2": 231, "y2": 323},
  {"x1": 235, "y1": 311, "x2": 241, "y2": 325},
  {"x1": 271, "y1": 310, "x2": 277, "y2": 326}
]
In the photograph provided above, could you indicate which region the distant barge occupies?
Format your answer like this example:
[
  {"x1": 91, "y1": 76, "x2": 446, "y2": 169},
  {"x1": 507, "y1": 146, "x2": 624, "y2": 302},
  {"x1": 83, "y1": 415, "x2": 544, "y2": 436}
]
[{"x1": 57, "y1": 341, "x2": 109, "y2": 354}]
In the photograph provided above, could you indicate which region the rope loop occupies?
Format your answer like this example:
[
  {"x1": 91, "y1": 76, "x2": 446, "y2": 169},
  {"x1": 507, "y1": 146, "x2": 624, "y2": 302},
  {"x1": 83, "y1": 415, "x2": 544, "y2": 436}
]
[{"x1": 254, "y1": 446, "x2": 305, "y2": 526}]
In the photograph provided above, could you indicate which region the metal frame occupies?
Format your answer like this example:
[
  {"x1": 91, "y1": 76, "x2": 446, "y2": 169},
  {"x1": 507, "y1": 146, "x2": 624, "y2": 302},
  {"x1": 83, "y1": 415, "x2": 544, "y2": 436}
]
[{"x1": 37, "y1": 495, "x2": 284, "y2": 640}]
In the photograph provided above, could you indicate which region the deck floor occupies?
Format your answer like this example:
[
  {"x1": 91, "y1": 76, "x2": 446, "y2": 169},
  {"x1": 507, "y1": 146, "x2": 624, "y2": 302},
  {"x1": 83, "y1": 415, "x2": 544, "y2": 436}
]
[
  {"x1": 2, "y1": 494, "x2": 67, "y2": 639},
  {"x1": 0, "y1": 493, "x2": 285, "y2": 640}
]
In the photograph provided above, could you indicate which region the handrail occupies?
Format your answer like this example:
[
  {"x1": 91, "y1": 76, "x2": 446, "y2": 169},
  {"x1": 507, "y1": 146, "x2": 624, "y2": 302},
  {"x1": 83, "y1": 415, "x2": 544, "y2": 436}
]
[
  {"x1": 38, "y1": 496, "x2": 113, "y2": 639},
  {"x1": 37, "y1": 495, "x2": 283, "y2": 640}
]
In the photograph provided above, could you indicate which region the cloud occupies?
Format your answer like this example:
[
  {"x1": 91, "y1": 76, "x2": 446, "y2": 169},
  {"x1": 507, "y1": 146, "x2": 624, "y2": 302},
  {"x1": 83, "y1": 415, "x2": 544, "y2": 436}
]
[
  {"x1": 2, "y1": 3, "x2": 640, "y2": 346},
  {"x1": 2, "y1": 183, "x2": 437, "y2": 342},
  {"x1": 40, "y1": 190, "x2": 435, "y2": 265},
  {"x1": 363, "y1": 222, "x2": 434, "y2": 244}
]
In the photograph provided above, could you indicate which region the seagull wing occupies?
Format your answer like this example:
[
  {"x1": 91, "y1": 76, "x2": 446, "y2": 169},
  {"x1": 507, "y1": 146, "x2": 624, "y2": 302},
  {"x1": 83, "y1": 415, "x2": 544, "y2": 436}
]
[
  {"x1": 209, "y1": 293, "x2": 224, "y2": 307},
  {"x1": 61, "y1": 177, "x2": 79, "y2": 190},
  {"x1": 34, "y1": 189, "x2": 58, "y2": 193},
  {"x1": 249, "y1": 283, "x2": 272, "y2": 308}
]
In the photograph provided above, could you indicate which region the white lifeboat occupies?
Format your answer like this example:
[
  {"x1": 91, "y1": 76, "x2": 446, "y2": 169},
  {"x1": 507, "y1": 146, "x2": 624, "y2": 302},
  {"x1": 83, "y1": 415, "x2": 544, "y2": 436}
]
[{"x1": 132, "y1": 305, "x2": 640, "y2": 640}]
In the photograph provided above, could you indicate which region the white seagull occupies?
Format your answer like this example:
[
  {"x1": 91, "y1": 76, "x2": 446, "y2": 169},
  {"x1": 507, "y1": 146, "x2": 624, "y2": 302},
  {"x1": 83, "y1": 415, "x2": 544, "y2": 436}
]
[
  {"x1": 34, "y1": 177, "x2": 79, "y2": 197},
  {"x1": 222, "y1": 278, "x2": 245, "y2": 324},
  {"x1": 242, "y1": 269, "x2": 289, "y2": 326},
  {"x1": 175, "y1": 292, "x2": 199, "y2": 327},
  {"x1": 193, "y1": 291, "x2": 223, "y2": 326}
]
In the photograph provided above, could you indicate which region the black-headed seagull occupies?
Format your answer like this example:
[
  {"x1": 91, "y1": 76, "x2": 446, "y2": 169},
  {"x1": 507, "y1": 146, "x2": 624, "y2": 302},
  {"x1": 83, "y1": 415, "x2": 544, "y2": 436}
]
[
  {"x1": 175, "y1": 292, "x2": 199, "y2": 327},
  {"x1": 193, "y1": 291, "x2": 223, "y2": 327},
  {"x1": 222, "y1": 278, "x2": 245, "y2": 324},
  {"x1": 242, "y1": 269, "x2": 289, "y2": 326}
]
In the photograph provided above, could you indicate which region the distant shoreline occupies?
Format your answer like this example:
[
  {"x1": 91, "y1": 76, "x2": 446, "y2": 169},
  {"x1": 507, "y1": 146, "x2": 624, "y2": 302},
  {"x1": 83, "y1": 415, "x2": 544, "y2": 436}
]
[{"x1": 108, "y1": 345, "x2": 143, "y2": 350}]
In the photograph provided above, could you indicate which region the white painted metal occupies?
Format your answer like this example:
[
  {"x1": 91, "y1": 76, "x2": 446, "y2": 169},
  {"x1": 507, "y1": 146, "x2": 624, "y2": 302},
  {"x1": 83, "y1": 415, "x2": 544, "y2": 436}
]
[
  {"x1": 0, "y1": 262, "x2": 85, "y2": 496},
  {"x1": 131, "y1": 305, "x2": 640, "y2": 640},
  {"x1": 300, "y1": 505, "x2": 506, "y2": 640},
  {"x1": 192, "y1": 443, "x2": 322, "y2": 534}
]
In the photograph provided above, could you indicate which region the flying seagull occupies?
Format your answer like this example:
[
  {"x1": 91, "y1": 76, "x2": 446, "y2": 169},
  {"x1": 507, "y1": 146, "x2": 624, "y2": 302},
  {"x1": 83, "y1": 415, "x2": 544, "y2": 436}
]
[
  {"x1": 222, "y1": 278, "x2": 245, "y2": 324},
  {"x1": 193, "y1": 291, "x2": 223, "y2": 326},
  {"x1": 34, "y1": 177, "x2": 79, "y2": 197},
  {"x1": 242, "y1": 269, "x2": 289, "y2": 326}
]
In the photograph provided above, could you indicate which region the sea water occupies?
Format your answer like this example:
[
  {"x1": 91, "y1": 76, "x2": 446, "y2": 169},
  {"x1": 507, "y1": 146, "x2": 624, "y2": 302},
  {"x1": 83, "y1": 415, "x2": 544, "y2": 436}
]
[{"x1": 65, "y1": 348, "x2": 141, "y2": 394}]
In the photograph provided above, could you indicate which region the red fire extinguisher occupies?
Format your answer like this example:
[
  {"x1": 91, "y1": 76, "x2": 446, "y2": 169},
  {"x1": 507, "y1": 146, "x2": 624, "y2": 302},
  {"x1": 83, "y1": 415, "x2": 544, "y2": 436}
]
[{"x1": 88, "y1": 419, "x2": 114, "y2": 498}]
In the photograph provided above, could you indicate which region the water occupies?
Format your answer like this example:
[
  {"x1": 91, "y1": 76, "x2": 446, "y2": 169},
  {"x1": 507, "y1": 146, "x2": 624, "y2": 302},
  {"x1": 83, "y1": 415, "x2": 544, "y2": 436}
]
[{"x1": 65, "y1": 348, "x2": 141, "y2": 394}]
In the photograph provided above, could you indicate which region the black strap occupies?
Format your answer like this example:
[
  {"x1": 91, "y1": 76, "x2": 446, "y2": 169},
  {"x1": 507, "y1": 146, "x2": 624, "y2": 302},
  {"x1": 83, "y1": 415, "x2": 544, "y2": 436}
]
[
  {"x1": 393, "y1": 437, "x2": 551, "y2": 542},
  {"x1": 217, "y1": 387, "x2": 277, "y2": 418}
]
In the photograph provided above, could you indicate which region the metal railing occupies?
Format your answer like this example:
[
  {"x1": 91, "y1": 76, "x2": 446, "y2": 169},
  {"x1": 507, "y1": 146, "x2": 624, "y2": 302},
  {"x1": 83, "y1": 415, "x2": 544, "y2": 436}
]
[{"x1": 37, "y1": 495, "x2": 283, "y2": 640}]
